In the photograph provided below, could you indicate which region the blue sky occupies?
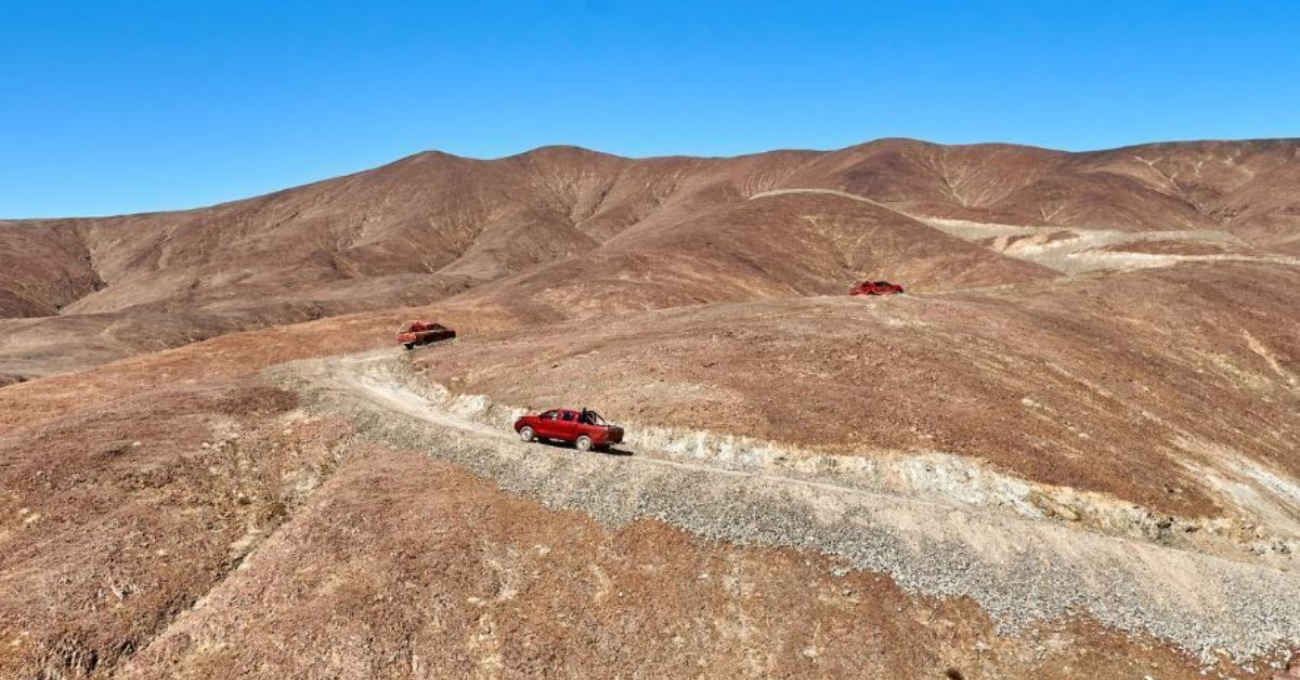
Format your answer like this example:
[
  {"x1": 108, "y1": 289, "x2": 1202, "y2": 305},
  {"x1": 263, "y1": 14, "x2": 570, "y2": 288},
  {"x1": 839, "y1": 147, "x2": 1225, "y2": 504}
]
[{"x1": 2, "y1": 1, "x2": 1296, "y2": 218}]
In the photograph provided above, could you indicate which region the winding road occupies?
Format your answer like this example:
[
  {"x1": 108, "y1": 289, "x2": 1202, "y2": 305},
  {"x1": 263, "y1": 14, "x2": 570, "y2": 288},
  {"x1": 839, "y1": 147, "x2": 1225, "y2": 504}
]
[{"x1": 272, "y1": 349, "x2": 1300, "y2": 663}]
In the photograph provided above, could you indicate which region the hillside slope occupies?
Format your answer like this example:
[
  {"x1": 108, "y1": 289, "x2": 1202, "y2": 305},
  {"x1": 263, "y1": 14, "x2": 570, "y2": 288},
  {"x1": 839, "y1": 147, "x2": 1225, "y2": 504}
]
[
  {"x1": 3, "y1": 139, "x2": 1297, "y2": 378},
  {"x1": 2, "y1": 137, "x2": 1300, "y2": 678}
]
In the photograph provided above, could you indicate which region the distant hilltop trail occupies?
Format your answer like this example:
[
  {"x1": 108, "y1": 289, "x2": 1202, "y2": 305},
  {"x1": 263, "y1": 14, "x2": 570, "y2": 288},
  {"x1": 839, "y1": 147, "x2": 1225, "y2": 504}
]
[{"x1": 749, "y1": 187, "x2": 887, "y2": 205}]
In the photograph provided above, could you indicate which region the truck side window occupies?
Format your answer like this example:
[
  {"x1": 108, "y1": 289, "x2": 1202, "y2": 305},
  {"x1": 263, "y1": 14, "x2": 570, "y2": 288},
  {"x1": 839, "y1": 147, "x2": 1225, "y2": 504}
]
[
  {"x1": 561, "y1": 412, "x2": 575, "y2": 421},
  {"x1": 541, "y1": 411, "x2": 557, "y2": 420}
]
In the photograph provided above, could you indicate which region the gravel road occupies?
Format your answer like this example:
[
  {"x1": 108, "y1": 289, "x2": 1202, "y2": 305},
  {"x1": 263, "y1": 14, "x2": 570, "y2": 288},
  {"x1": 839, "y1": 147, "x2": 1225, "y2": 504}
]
[{"x1": 270, "y1": 349, "x2": 1300, "y2": 665}]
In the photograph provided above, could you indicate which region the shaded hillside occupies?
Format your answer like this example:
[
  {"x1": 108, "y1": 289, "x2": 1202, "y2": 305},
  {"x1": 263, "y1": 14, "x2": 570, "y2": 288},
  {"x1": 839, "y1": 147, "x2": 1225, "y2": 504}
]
[
  {"x1": 0, "y1": 220, "x2": 102, "y2": 317},
  {"x1": 436, "y1": 191, "x2": 1055, "y2": 324}
]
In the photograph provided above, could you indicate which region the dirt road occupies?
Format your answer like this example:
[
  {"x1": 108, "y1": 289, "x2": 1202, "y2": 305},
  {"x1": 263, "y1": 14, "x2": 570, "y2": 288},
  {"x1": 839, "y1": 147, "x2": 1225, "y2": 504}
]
[
  {"x1": 750, "y1": 187, "x2": 1300, "y2": 274},
  {"x1": 273, "y1": 349, "x2": 1300, "y2": 665}
]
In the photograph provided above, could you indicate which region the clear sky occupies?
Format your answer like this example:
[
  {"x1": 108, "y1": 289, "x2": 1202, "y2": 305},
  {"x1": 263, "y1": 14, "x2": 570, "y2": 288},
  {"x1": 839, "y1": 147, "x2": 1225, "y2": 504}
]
[{"x1": 2, "y1": 1, "x2": 1297, "y2": 218}]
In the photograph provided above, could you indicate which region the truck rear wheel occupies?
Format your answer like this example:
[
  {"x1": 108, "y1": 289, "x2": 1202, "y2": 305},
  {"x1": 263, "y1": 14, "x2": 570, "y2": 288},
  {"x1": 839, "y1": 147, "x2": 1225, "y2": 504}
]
[
  {"x1": 403, "y1": 343, "x2": 415, "y2": 350},
  {"x1": 576, "y1": 435, "x2": 593, "y2": 452},
  {"x1": 519, "y1": 426, "x2": 535, "y2": 442}
]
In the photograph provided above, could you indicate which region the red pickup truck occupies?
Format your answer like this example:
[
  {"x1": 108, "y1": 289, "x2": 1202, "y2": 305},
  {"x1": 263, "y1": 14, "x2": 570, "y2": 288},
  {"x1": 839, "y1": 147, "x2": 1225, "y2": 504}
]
[
  {"x1": 514, "y1": 408, "x2": 624, "y2": 452},
  {"x1": 397, "y1": 320, "x2": 456, "y2": 350},
  {"x1": 850, "y1": 280, "x2": 905, "y2": 296}
]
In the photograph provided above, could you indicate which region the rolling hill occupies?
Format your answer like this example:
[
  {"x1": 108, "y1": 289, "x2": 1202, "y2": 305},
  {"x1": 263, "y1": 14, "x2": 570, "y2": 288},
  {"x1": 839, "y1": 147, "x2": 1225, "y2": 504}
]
[{"x1": 2, "y1": 138, "x2": 1299, "y2": 680}]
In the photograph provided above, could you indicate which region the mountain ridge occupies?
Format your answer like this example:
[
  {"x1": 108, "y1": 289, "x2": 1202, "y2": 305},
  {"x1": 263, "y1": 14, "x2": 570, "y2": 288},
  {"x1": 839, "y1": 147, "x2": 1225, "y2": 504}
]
[{"x1": 1, "y1": 137, "x2": 1297, "y2": 378}]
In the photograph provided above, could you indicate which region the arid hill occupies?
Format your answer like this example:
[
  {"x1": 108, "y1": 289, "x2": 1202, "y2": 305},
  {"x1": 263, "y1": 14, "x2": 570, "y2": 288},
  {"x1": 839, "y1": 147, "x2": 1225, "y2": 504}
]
[
  {"x1": 2, "y1": 138, "x2": 1299, "y2": 680},
  {"x1": 3, "y1": 139, "x2": 1298, "y2": 377}
]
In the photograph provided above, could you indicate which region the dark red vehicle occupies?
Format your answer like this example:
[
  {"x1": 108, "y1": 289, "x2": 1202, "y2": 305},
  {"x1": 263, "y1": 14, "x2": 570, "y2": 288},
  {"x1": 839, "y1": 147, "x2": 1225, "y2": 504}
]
[
  {"x1": 514, "y1": 408, "x2": 624, "y2": 452},
  {"x1": 397, "y1": 320, "x2": 456, "y2": 350},
  {"x1": 851, "y1": 280, "x2": 905, "y2": 296}
]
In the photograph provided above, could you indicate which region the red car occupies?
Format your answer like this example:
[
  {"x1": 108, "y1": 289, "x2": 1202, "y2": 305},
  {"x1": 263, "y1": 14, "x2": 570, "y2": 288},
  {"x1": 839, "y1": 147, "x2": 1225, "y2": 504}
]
[
  {"x1": 514, "y1": 408, "x2": 624, "y2": 452},
  {"x1": 397, "y1": 320, "x2": 456, "y2": 349},
  {"x1": 851, "y1": 280, "x2": 905, "y2": 296}
]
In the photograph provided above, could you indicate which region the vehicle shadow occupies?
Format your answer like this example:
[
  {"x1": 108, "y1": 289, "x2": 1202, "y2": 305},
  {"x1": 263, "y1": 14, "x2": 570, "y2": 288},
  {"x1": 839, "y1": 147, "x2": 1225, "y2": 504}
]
[{"x1": 532, "y1": 439, "x2": 634, "y2": 457}]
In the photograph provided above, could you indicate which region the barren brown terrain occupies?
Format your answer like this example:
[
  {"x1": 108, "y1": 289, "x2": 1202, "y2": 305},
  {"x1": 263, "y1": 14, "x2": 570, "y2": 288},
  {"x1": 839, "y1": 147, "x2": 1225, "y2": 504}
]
[{"x1": 2, "y1": 138, "x2": 1299, "y2": 679}]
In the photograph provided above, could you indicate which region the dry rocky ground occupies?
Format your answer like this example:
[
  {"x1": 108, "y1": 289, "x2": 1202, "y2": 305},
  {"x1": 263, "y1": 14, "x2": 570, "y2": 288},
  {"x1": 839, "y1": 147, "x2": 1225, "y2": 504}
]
[{"x1": 2, "y1": 138, "x2": 1299, "y2": 679}]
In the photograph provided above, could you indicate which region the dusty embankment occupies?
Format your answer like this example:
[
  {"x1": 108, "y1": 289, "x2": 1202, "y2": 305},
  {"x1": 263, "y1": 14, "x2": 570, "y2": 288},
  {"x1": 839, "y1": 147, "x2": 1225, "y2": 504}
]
[
  {"x1": 412, "y1": 265, "x2": 1300, "y2": 529},
  {"x1": 117, "y1": 451, "x2": 1245, "y2": 680},
  {"x1": 405, "y1": 365, "x2": 1299, "y2": 564},
  {"x1": 269, "y1": 350, "x2": 1300, "y2": 665}
]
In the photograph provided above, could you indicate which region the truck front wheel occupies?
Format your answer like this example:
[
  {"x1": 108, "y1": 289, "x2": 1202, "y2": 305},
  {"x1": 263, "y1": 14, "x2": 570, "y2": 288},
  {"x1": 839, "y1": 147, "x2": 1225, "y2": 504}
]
[
  {"x1": 519, "y1": 426, "x2": 535, "y2": 442},
  {"x1": 576, "y1": 435, "x2": 593, "y2": 452}
]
